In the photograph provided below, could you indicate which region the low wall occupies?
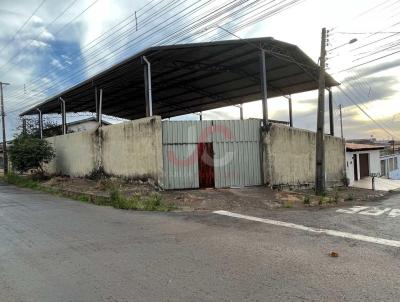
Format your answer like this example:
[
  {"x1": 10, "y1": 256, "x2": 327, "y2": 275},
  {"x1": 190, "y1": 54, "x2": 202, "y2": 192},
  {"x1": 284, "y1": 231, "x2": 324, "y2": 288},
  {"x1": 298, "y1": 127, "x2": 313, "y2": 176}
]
[
  {"x1": 45, "y1": 116, "x2": 163, "y2": 184},
  {"x1": 263, "y1": 124, "x2": 345, "y2": 187}
]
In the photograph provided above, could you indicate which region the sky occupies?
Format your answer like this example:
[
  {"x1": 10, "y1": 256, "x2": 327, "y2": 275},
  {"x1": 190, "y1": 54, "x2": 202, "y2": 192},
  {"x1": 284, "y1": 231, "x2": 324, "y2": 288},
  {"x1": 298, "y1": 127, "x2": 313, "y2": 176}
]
[{"x1": 0, "y1": 0, "x2": 399, "y2": 140}]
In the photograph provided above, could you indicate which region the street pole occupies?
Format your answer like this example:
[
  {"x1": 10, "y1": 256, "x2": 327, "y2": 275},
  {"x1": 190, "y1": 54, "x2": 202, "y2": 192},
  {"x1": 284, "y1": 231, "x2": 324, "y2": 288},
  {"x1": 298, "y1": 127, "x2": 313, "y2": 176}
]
[
  {"x1": 315, "y1": 28, "x2": 327, "y2": 195},
  {"x1": 339, "y1": 104, "x2": 344, "y2": 139},
  {"x1": 0, "y1": 82, "x2": 10, "y2": 174}
]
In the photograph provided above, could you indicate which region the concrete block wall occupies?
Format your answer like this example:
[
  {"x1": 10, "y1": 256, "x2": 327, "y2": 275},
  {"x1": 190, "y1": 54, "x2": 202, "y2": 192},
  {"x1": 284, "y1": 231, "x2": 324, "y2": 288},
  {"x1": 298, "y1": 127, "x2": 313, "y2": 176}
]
[
  {"x1": 101, "y1": 117, "x2": 163, "y2": 183},
  {"x1": 45, "y1": 130, "x2": 97, "y2": 177},
  {"x1": 263, "y1": 124, "x2": 345, "y2": 187},
  {"x1": 45, "y1": 116, "x2": 163, "y2": 184}
]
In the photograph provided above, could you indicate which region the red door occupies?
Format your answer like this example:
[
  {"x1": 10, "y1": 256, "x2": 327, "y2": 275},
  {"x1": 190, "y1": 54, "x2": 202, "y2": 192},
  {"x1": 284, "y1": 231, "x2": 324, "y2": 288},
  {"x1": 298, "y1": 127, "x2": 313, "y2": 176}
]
[{"x1": 198, "y1": 143, "x2": 214, "y2": 188}]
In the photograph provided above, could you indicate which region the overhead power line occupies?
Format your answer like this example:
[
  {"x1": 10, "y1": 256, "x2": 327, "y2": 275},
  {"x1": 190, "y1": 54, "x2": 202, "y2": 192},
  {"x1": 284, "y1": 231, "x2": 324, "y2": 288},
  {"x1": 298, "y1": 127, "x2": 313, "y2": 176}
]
[
  {"x1": 0, "y1": 0, "x2": 47, "y2": 55},
  {"x1": 7, "y1": 0, "x2": 305, "y2": 114},
  {"x1": 337, "y1": 86, "x2": 399, "y2": 140}
]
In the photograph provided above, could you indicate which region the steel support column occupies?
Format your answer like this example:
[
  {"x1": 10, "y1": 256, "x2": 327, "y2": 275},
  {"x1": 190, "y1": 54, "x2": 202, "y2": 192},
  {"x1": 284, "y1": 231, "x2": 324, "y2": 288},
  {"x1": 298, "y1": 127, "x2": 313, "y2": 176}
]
[
  {"x1": 288, "y1": 95, "x2": 293, "y2": 127},
  {"x1": 37, "y1": 108, "x2": 43, "y2": 139},
  {"x1": 239, "y1": 104, "x2": 244, "y2": 120},
  {"x1": 259, "y1": 49, "x2": 268, "y2": 127},
  {"x1": 95, "y1": 86, "x2": 99, "y2": 122},
  {"x1": 142, "y1": 56, "x2": 153, "y2": 117},
  {"x1": 98, "y1": 89, "x2": 103, "y2": 125},
  {"x1": 328, "y1": 88, "x2": 334, "y2": 136},
  {"x1": 59, "y1": 97, "x2": 66, "y2": 134}
]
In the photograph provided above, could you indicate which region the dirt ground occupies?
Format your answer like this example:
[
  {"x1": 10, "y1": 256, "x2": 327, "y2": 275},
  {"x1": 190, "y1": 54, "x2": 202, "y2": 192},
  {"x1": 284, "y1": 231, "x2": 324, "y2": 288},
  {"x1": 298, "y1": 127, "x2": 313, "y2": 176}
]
[
  {"x1": 41, "y1": 176, "x2": 389, "y2": 212},
  {"x1": 162, "y1": 186, "x2": 388, "y2": 211},
  {"x1": 41, "y1": 176, "x2": 155, "y2": 198}
]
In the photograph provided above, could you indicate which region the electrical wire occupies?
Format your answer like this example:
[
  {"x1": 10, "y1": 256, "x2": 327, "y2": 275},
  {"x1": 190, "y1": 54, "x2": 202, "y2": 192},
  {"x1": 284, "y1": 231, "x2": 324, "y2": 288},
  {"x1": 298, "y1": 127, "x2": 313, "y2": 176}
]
[
  {"x1": 0, "y1": 0, "x2": 47, "y2": 55},
  {"x1": 6, "y1": 0, "x2": 296, "y2": 112}
]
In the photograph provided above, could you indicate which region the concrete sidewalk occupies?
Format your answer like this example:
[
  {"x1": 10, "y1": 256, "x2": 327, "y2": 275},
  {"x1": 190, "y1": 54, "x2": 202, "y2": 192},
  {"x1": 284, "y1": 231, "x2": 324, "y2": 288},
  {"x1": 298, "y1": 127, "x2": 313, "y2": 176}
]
[{"x1": 353, "y1": 176, "x2": 400, "y2": 191}]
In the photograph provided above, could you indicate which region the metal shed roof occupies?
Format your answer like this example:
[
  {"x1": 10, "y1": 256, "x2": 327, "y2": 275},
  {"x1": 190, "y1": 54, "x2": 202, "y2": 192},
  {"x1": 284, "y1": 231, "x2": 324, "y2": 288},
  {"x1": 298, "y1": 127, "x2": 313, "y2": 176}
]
[{"x1": 21, "y1": 37, "x2": 339, "y2": 119}]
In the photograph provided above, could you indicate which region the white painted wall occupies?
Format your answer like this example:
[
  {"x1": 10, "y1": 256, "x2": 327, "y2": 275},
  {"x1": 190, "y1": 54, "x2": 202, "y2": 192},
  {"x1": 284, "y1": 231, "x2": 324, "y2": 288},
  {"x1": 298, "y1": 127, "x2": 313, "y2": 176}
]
[{"x1": 346, "y1": 150, "x2": 381, "y2": 186}]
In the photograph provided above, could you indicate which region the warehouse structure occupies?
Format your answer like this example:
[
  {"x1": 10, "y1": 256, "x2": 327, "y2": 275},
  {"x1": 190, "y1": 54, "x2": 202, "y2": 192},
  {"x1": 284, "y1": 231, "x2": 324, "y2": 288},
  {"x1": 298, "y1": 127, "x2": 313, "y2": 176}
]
[{"x1": 21, "y1": 38, "x2": 345, "y2": 189}]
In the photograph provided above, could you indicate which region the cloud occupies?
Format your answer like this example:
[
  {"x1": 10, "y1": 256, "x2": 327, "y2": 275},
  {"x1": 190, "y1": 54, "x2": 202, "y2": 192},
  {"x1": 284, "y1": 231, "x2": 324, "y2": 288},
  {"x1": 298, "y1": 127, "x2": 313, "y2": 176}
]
[
  {"x1": 30, "y1": 40, "x2": 49, "y2": 49},
  {"x1": 0, "y1": 0, "x2": 399, "y2": 141},
  {"x1": 51, "y1": 58, "x2": 64, "y2": 69},
  {"x1": 350, "y1": 58, "x2": 400, "y2": 79}
]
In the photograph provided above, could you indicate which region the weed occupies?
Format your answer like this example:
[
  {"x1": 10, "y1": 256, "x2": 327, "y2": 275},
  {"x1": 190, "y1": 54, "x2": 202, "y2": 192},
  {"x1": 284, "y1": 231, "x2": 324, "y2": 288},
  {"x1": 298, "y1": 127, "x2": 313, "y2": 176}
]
[
  {"x1": 2, "y1": 173, "x2": 175, "y2": 212},
  {"x1": 303, "y1": 195, "x2": 311, "y2": 205},
  {"x1": 346, "y1": 193, "x2": 354, "y2": 201},
  {"x1": 283, "y1": 201, "x2": 293, "y2": 208},
  {"x1": 3, "y1": 173, "x2": 40, "y2": 189},
  {"x1": 318, "y1": 196, "x2": 325, "y2": 205},
  {"x1": 331, "y1": 189, "x2": 339, "y2": 204},
  {"x1": 77, "y1": 194, "x2": 90, "y2": 202}
]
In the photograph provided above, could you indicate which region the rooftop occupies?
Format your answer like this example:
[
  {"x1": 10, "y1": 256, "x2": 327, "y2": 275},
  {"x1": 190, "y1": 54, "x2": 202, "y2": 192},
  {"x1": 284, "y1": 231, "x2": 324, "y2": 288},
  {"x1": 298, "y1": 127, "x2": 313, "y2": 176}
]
[
  {"x1": 21, "y1": 37, "x2": 339, "y2": 119},
  {"x1": 346, "y1": 143, "x2": 385, "y2": 152}
]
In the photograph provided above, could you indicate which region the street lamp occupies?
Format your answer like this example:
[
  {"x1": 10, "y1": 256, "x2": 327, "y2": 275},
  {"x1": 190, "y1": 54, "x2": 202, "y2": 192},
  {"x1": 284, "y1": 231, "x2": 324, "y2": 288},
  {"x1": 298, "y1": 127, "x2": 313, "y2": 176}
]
[{"x1": 328, "y1": 38, "x2": 358, "y2": 52}]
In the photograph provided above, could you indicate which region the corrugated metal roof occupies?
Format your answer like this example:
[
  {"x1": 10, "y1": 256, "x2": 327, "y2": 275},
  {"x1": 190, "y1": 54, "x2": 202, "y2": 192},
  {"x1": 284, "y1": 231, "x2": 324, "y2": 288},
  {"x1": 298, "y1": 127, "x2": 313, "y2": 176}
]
[{"x1": 20, "y1": 37, "x2": 339, "y2": 119}]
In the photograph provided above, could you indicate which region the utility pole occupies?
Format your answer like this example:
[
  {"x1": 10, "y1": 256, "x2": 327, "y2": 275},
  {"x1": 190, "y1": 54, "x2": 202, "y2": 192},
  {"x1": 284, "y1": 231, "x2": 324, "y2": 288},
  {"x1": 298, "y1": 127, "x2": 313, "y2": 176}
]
[
  {"x1": 315, "y1": 28, "x2": 327, "y2": 195},
  {"x1": 0, "y1": 82, "x2": 10, "y2": 174},
  {"x1": 339, "y1": 104, "x2": 344, "y2": 139}
]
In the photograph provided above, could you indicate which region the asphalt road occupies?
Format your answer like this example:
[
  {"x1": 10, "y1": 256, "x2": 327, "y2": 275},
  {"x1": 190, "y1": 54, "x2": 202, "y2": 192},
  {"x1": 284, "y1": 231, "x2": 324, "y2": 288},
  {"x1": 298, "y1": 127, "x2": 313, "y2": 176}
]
[{"x1": 1, "y1": 182, "x2": 400, "y2": 302}]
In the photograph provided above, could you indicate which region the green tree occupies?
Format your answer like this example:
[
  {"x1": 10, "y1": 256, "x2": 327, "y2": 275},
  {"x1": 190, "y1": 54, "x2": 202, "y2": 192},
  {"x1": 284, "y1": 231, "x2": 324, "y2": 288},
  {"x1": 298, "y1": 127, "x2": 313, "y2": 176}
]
[
  {"x1": 8, "y1": 134, "x2": 55, "y2": 174},
  {"x1": 16, "y1": 117, "x2": 62, "y2": 138}
]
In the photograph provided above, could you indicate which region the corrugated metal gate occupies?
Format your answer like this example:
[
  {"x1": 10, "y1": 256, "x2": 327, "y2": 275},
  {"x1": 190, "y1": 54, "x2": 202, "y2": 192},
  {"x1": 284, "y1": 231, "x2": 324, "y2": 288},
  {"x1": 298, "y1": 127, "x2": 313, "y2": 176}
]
[{"x1": 162, "y1": 120, "x2": 262, "y2": 189}]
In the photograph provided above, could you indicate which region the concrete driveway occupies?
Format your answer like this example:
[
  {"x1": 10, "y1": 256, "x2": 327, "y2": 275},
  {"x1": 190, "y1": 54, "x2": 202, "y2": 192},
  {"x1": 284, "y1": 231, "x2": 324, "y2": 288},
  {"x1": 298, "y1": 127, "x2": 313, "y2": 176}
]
[{"x1": 1, "y1": 182, "x2": 400, "y2": 301}]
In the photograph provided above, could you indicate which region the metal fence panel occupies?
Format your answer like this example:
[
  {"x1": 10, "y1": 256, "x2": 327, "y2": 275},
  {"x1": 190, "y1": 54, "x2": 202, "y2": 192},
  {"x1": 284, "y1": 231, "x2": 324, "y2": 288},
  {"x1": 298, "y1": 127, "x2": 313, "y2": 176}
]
[
  {"x1": 163, "y1": 143, "x2": 199, "y2": 189},
  {"x1": 162, "y1": 120, "x2": 212, "y2": 144},
  {"x1": 213, "y1": 140, "x2": 262, "y2": 188},
  {"x1": 162, "y1": 119, "x2": 262, "y2": 189}
]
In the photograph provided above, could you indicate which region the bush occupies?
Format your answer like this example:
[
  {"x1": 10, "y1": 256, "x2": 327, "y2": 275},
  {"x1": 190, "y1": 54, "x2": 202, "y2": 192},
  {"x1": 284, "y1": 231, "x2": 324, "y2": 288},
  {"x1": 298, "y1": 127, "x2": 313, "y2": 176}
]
[
  {"x1": 8, "y1": 134, "x2": 55, "y2": 174},
  {"x1": 303, "y1": 195, "x2": 311, "y2": 205}
]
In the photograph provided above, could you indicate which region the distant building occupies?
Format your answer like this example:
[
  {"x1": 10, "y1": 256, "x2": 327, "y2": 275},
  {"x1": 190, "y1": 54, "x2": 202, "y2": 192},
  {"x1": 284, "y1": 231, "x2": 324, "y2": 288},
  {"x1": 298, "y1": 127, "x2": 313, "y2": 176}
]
[
  {"x1": 66, "y1": 117, "x2": 110, "y2": 133},
  {"x1": 43, "y1": 117, "x2": 111, "y2": 137},
  {"x1": 346, "y1": 143, "x2": 385, "y2": 186}
]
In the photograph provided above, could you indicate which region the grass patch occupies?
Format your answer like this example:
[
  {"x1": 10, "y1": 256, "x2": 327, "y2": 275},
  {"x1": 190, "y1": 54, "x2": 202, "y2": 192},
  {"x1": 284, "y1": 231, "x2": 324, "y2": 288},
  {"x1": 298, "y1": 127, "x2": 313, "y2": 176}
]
[
  {"x1": 283, "y1": 201, "x2": 293, "y2": 208},
  {"x1": 109, "y1": 188, "x2": 172, "y2": 211},
  {"x1": 303, "y1": 195, "x2": 311, "y2": 205},
  {"x1": 3, "y1": 173, "x2": 40, "y2": 189},
  {"x1": 2, "y1": 173, "x2": 174, "y2": 212}
]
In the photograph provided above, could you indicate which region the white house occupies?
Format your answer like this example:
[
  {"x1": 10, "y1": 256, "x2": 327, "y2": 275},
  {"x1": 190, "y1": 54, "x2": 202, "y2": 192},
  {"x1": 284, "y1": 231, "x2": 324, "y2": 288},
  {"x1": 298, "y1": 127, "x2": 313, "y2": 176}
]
[
  {"x1": 66, "y1": 117, "x2": 110, "y2": 133},
  {"x1": 346, "y1": 143, "x2": 385, "y2": 186}
]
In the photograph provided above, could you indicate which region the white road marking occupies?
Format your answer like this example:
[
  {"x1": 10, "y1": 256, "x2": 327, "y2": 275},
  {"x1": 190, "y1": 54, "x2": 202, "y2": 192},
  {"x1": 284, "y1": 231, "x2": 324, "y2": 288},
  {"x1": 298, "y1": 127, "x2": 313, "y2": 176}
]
[
  {"x1": 336, "y1": 206, "x2": 369, "y2": 214},
  {"x1": 388, "y1": 209, "x2": 400, "y2": 218},
  {"x1": 359, "y1": 207, "x2": 391, "y2": 216},
  {"x1": 336, "y1": 206, "x2": 400, "y2": 217},
  {"x1": 213, "y1": 210, "x2": 400, "y2": 248}
]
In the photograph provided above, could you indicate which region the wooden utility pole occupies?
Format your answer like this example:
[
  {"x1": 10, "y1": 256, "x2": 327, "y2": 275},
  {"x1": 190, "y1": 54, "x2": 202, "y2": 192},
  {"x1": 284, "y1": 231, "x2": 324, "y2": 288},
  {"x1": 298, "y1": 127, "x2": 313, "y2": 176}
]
[
  {"x1": 315, "y1": 28, "x2": 327, "y2": 195},
  {"x1": 0, "y1": 82, "x2": 10, "y2": 174}
]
